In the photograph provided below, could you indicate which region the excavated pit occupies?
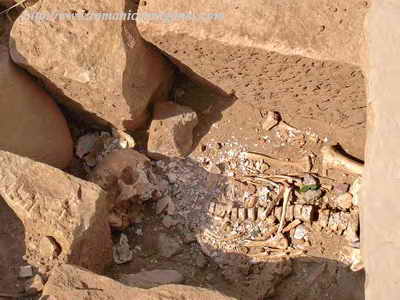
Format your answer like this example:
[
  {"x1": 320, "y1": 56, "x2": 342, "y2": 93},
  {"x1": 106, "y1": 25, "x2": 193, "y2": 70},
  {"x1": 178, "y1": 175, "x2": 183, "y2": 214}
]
[{"x1": 0, "y1": 5, "x2": 367, "y2": 300}]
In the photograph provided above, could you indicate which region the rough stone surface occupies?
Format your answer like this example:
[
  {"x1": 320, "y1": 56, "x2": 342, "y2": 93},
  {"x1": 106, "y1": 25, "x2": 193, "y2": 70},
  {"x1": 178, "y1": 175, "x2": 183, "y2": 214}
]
[
  {"x1": 0, "y1": 150, "x2": 112, "y2": 273},
  {"x1": 0, "y1": 45, "x2": 73, "y2": 169},
  {"x1": 138, "y1": 0, "x2": 367, "y2": 98},
  {"x1": 148, "y1": 101, "x2": 199, "y2": 159},
  {"x1": 364, "y1": 2, "x2": 400, "y2": 299},
  {"x1": 10, "y1": 0, "x2": 174, "y2": 131},
  {"x1": 119, "y1": 269, "x2": 184, "y2": 289},
  {"x1": 42, "y1": 264, "x2": 236, "y2": 300},
  {"x1": 39, "y1": 237, "x2": 59, "y2": 258}
]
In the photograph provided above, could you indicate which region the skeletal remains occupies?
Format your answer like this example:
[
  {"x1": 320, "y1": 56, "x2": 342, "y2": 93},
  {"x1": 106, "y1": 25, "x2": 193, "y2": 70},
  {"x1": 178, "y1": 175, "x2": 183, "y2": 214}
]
[{"x1": 208, "y1": 201, "x2": 357, "y2": 236}]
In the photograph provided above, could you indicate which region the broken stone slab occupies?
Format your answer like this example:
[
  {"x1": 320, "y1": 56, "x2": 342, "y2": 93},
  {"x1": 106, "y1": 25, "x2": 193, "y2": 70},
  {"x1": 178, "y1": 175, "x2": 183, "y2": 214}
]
[
  {"x1": 10, "y1": 0, "x2": 174, "y2": 131},
  {"x1": 0, "y1": 150, "x2": 112, "y2": 273},
  {"x1": 147, "y1": 101, "x2": 198, "y2": 159},
  {"x1": 0, "y1": 45, "x2": 73, "y2": 169},
  {"x1": 42, "y1": 264, "x2": 235, "y2": 300},
  {"x1": 118, "y1": 269, "x2": 184, "y2": 289},
  {"x1": 137, "y1": 0, "x2": 367, "y2": 100}
]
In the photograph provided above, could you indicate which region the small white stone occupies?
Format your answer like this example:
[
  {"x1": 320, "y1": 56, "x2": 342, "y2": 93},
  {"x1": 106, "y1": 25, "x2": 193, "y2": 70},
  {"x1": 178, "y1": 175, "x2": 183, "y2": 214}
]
[
  {"x1": 293, "y1": 224, "x2": 307, "y2": 240},
  {"x1": 113, "y1": 234, "x2": 133, "y2": 264}
]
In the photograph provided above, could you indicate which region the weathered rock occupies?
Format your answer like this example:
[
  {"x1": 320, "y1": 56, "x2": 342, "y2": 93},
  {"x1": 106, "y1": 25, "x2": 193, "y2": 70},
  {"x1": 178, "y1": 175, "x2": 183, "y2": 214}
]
[
  {"x1": 138, "y1": 0, "x2": 367, "y2": 99},
  {"x1": 0, "y1": 45, "x2": 73, "y2": 169},
  {"x1": 0, "y1": 151, "x2": 112, "y2": 273},
  {"x1": 42, "y1": 264, "x2": 235, "y2": 300},
  {"x1": 148, "y1": 101, "x2": 198, "y2": 159},
  {"x1": 119, "y1": 269, "x2": 184, "y2": 289},
  {"x1": 39, "y1": 237, "x2": 60, "y2": 258},
  {"x1": 10, "y1": 0, "x2": 174, "y2": 131},
  {"x1": 76, "y1": 130, "x2": 136, "y2": 167},
  {"x1": 158, "y1": 233, "x2": 182, "y2": 258}
]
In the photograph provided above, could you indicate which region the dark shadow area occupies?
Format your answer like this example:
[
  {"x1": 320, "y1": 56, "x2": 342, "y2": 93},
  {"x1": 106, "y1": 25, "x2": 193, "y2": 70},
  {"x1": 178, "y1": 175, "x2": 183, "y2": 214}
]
[
  {"x1": 0, "y1": 198, "x2": 26, "y2": 295},
  {"x1": 122, "y1": 1, "x2": 236, "y2": 155}
]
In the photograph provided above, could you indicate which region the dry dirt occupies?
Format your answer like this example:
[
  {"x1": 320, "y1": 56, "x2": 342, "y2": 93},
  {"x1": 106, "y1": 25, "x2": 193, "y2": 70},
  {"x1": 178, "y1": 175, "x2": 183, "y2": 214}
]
[{"x1": 0, "y1": 7, "x2": 366, "y2": 300}]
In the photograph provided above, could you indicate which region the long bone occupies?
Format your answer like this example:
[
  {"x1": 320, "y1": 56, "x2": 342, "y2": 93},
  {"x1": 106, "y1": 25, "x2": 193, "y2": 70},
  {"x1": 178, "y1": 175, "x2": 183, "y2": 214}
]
[{"x1": 321, "y1": 145, "x2": 364, "y2": 176}]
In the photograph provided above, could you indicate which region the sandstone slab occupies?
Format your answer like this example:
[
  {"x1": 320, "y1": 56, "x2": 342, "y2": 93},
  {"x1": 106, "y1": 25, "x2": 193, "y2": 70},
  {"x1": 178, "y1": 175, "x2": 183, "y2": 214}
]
[
  {"x1": 138, "y1": 0, "x2": 367, "y2": 98},
  {"x1": 10, "y1": 0, "x2": 174, "y2": 130},
  {"x1": 0, "y1": 151, "x2": 112, "y2": 273},
  {"x1": 0, "y1": 45, "x2": 73, "y2": 169},
  {"x1": 148, "y1": 101, "x2": 198, "y2": 159},
  {"x1": 119, "y1": 269, "x2": 184, "y2": 289},
  {"x1": 42, "y1": 264, "x2": 236, "y2": 300}
]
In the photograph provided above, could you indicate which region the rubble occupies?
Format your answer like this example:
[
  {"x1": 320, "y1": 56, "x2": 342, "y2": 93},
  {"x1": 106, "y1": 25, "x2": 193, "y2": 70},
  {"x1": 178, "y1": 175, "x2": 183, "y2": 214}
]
[
  {"x1": 113, "y1": 234, "x2": 133, "y2": 265},
  {"x1": 76, "y1": 130, "x2": 136, "y2": 168}
]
